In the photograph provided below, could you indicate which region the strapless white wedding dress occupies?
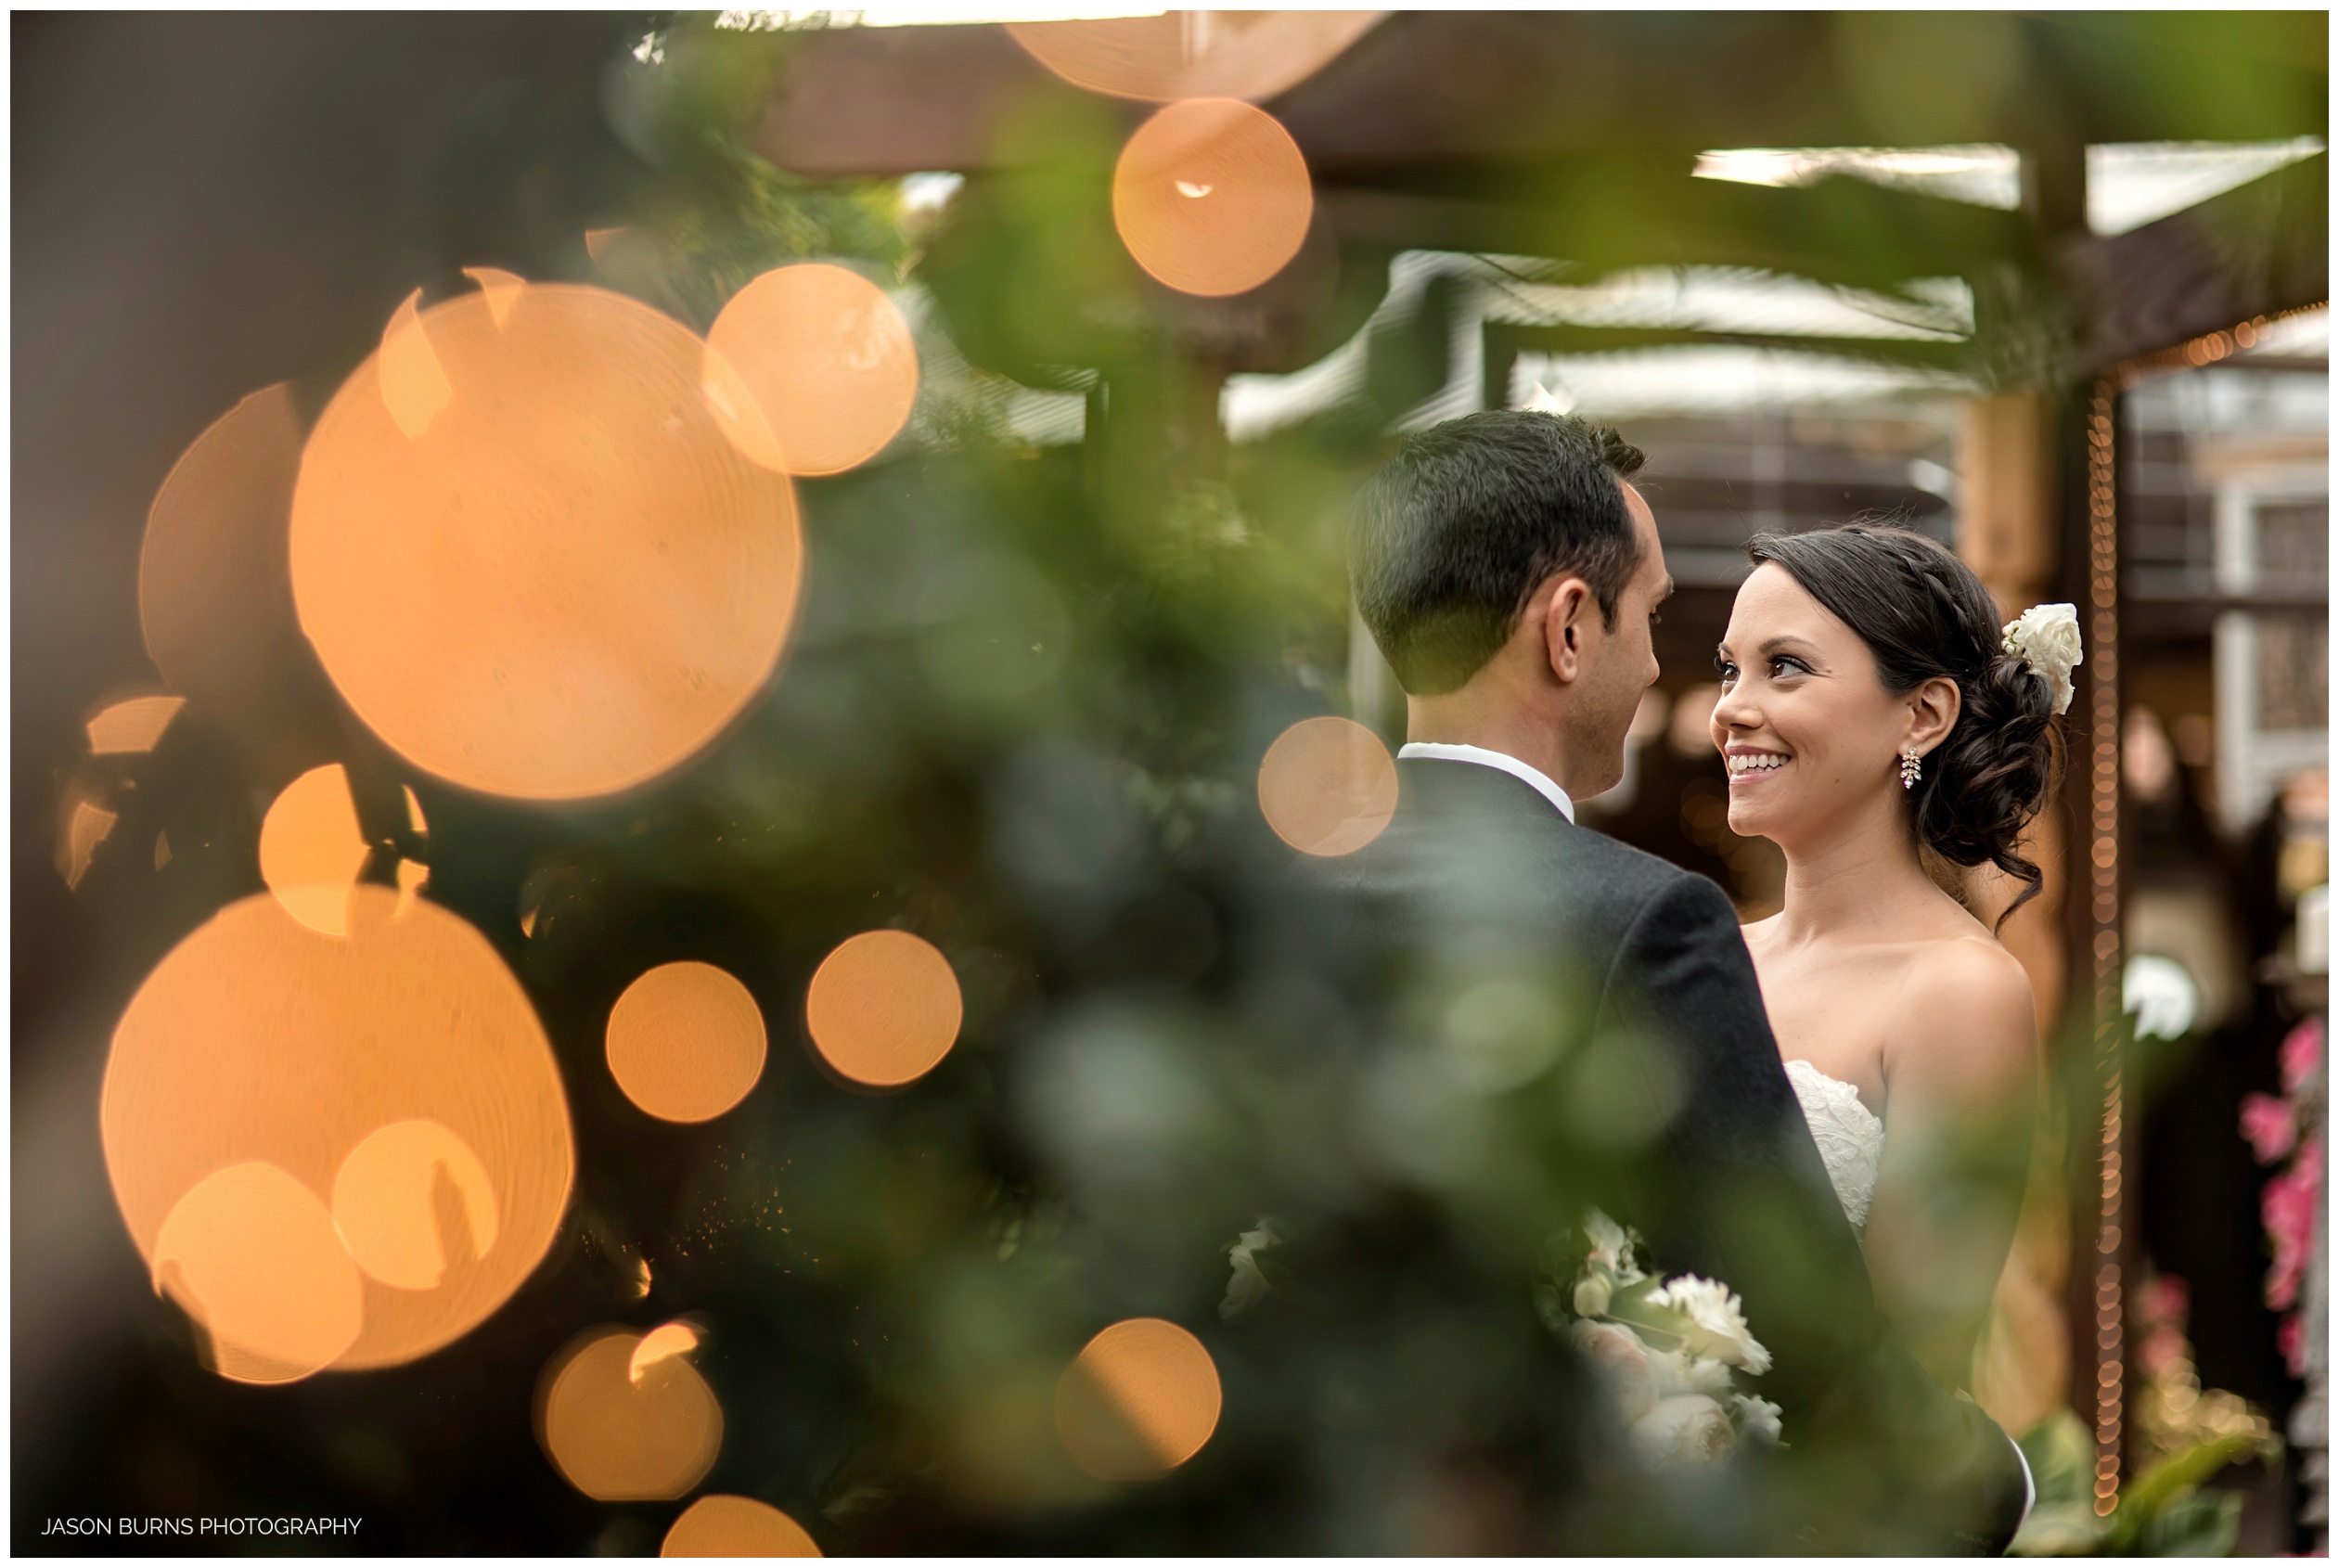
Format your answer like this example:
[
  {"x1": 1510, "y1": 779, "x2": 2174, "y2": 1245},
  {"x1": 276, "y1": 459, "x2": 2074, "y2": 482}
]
[
  {"x1": 1783, "y1": 1059, "x2": 2037, "y2": 1527},
  {"x1": 1784, "y1": 1060, "x2": 1884, "y2": 1239}
]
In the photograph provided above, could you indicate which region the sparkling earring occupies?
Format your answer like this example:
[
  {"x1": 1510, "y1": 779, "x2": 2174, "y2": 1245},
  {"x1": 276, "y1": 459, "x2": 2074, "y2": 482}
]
[{"x1": 1899, "y1": 748, "x2": 1922, "y2": 790}]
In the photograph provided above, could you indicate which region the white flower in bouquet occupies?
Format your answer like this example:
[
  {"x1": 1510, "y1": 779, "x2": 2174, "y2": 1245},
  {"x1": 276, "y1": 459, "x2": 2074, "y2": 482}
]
[
  {"x1": 1572, "y1": 1208, "x2": 1647, "y2": 1316},
  {"x1": 1664, "y1": 1348, "x2": 1737, "y2": 1399},
  {"x1": 1583, "y1": 1209, "x2": 1643, "y2": 1282},
  {"x1": 1731, "y1": 1394, "x2": 1783, "y2": 1446},
  {"x1": 2001, "y1": 602, "x2": 2083, "y2": 715},
  {"x1": 1629, "y1": 1394, "x2": 1737, "y2": 1469},
  {"x1": 1573, "y1": 1270, "x2": 1613, "y2": 1317},
  {"x1": 1649, "y1": 1274, "x2": 1772, "y2": 1375}
]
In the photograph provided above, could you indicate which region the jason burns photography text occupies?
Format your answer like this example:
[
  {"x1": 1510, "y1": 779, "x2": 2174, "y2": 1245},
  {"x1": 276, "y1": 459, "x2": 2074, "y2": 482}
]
[{"x1": 42, "y1": 1516, "x2": 362, "y2": 1538}]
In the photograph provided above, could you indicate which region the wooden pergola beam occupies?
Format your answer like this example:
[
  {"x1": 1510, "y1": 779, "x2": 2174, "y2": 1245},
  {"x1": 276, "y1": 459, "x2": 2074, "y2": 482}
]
[
  {"x1": 750, "y1": 13, "x2": 2327, "y2": 181},
  {"x1": 2063, "y1": 153, "x2": 2330, "y2": 372}
]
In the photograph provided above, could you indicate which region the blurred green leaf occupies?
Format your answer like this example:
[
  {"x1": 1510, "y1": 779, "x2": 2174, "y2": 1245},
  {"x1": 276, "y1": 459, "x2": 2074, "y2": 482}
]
[{"x1": 2107, "y1": 1430, "x2": 2280, "y2": 1553}]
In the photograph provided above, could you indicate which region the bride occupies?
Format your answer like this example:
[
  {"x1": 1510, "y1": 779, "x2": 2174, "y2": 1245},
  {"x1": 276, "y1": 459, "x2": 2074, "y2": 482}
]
[{"x1": 1710, "y1": 523, "x2": 2074, "y2": 1394}]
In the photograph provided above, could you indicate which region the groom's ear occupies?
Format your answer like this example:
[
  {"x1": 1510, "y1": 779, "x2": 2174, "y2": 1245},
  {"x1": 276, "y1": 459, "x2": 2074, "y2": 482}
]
[{"x1": 1541, "y1": 575, "x2": 1593, "y2": 685}]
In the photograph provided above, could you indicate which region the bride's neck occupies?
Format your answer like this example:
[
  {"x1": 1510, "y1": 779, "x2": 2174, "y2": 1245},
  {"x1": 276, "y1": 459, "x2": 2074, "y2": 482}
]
[{"x1": 1773, "y1": 793, "x2": 1937, "y2": 941}]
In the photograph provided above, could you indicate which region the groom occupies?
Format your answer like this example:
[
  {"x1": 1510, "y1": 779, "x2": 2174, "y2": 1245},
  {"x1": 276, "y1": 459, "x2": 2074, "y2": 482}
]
[{"x1": 1318, "y1": 409, "x2": 2029, "y2": 1551}]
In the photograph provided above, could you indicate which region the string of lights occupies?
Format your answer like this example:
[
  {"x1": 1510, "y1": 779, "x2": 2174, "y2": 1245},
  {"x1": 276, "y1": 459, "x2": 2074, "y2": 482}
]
[
  {"x1": 2084, "y1": 373, "x2": 2126, "y2": 1516},
  {"x1": 2120, "y1": 302, "x2": 2331, "y2": 385}
]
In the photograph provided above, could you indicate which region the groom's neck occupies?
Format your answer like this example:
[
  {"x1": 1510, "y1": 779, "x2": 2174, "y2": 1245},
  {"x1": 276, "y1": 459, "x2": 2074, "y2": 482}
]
[{"x1": 1405, "y1": 686, "x2": 1574, "y2": 792}]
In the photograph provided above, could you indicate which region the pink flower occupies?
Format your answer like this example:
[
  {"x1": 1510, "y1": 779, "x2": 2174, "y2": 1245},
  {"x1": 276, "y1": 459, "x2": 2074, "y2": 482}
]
[
  {"x1": 2278, "y1": 1315, "x2": 2306, "y2": 1379},
  {"x1": 2140, "y1": 1274, "x2": 2190, "y2": 1327},
  {"x1": 2138, "y1": 1324, "x2": 2188, "y2": 1378},
  {"x1": 1572, "y1": 1318, "x2": 1661, "y2": 1424},
  {"x1": 1628, "y1": 1394, "x2": 1736, "y2": 1469},
  {"x1": 2261, "y1": 1137, "x2": 2322, "y2": 1313},
  {"x1": 2133, "y1": 1275, "x2": 2191, "y2": 1376},
  {"x1": 2281, "y1": 1018, "x2": 2324, "y2": 1099},
  {"x1": 2242, "y1": 1093, "x2": 2299, "y2": 1164}
]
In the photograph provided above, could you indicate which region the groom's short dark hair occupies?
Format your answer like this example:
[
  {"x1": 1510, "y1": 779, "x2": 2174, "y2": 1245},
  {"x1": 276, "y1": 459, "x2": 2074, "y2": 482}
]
[{"x1": 1352, "y1": 410, "x2": 1646, "y2": 695}]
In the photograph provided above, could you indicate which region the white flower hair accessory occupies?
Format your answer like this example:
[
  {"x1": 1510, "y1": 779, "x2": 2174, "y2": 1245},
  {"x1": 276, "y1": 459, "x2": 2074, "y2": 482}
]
[{"x1": 2001, "y1": 602, "x2": 2084, "y2": 716}]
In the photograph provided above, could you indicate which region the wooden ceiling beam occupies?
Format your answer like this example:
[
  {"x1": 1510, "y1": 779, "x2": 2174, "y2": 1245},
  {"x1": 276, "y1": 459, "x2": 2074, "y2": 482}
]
[{"x1": 2063, "y1": 153, "x2": 2328, "y2": 372}]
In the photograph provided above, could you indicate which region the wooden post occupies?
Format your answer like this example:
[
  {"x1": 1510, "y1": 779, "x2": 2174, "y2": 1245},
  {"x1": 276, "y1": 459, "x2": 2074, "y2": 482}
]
[
  {"x1": 1958, "y1": 392, "x2": 2061, "y2": 619},
  {"x1": 1958, "y1": 388, "x2": 2070, "y2": 1028},
  {"x1": 1958, "y1": 387, "x2": 2080, "y2": 1448}
]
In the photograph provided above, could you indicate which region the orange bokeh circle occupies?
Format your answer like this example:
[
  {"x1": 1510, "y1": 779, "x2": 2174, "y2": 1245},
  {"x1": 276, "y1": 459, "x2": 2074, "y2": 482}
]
[
  {"x1": 1112, "y1": 97, "x2": 1313, "y2": 298},
  {"x1": 1257, "y1": 715, "x2": 1398, "y2": 855},
  {"x1": 704, "y1": 263, "x2": 919, "y2": 478},
  {"x1": 331, "y1": 1120, "x2": 502, "y2": 1292},
  {"x1": 102, "y1": 885, "x2": 572, "y2": 1375},
  {"x1": 662, "y1": 1496, "x2": 822, "y2": 1558},
  {"x1": 1008, "y1": 12, "x2": 1386, "y2": 102},
  {"x1": 259, "y1": 763, "x2": 372, "y2": 938},
  {"x1": 803, "y1": 931, "x2": 962, "y2": 1088},
  {"x1": 606, "y1": 961, "x2": 768, "y2": 1123},
  {"x1": 632, "y1": 1321, "x2": 701, "y2": 1382},
  {"x1": 289, "y1": 281, "x2": 802, "y2": 802},
  {"x1": 1053, "y1": 1317, "x2": 1224, "y2": 1481},
  {"x1": 537, "y1": 1326, "x2": 724, "y2": 1501},
  {"x1": 86, "y1": 694, "x2": 185, "y2": 756},
  {"x1": 138, "y1": 384, "x2": 304, "y2": 739},
  {"x1": 153, "y1": 1162, "x2": 365, "y2": 1384}
]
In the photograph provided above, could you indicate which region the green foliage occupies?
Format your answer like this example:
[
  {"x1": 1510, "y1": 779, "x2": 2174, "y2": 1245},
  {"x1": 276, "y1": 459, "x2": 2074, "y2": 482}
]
[
  {"x1": 2108, "y1": 1432, "x2": 2280, "y2": 1554},
  {"x1": 920, "y1": 92, "x2": 1153, "y2": 384},
  {"x1": 605, "y1": 18, "x2": 913, "y2": 326},
  {"x1": 2011, "y1": 1408, "x2": 2280, "y2": 1557}
]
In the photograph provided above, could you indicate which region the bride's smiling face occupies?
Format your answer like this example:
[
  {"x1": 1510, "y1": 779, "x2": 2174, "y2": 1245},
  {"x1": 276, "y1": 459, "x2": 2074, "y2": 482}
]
[{"x1": 1710, "y1": 563, "x2": 1934, "y2": 844}]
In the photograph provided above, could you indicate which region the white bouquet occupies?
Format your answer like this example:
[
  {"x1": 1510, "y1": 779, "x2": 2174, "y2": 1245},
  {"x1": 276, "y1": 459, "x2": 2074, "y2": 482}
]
[{"x1": 1546, "y1": 1210, "x2": 1783, "y2": 1469}]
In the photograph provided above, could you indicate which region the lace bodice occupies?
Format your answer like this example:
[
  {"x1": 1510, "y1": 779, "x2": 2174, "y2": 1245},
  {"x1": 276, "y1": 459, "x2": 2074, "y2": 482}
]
[{"x1": 1784, "y1": 1060, "x2": 1884, "y2": 1239}]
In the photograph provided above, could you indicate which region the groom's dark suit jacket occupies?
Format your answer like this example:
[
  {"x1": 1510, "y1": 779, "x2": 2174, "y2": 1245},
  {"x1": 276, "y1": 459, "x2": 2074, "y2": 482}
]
[{"x1": 1296, "y1": 756, "x2": 2027, "y2": 1553}]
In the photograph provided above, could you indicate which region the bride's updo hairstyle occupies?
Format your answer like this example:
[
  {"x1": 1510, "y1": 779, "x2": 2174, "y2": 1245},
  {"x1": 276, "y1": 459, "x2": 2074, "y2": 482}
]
[{"x1": 1744, "y1": 524, "x2": 2063, "y2": 920}]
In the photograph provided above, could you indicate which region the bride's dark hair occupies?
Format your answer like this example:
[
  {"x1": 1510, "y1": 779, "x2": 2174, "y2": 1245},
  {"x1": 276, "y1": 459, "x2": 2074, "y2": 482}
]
[{"x1": 1744, "y1": 524, "x2": 2064, "y2": 924}]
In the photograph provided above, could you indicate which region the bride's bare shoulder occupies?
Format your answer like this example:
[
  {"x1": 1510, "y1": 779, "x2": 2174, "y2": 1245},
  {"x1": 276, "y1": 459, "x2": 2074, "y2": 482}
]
[{"x1": 1889, "y1": 933, "x2": 2038, "y2": 1099}]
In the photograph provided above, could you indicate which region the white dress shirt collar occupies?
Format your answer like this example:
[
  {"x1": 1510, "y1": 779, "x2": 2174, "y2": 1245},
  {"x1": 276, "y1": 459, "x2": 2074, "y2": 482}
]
[{"x1": 1394, "y1": 741, "x2": 1576, "y2": 823}]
